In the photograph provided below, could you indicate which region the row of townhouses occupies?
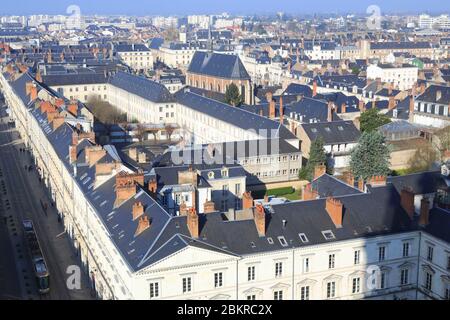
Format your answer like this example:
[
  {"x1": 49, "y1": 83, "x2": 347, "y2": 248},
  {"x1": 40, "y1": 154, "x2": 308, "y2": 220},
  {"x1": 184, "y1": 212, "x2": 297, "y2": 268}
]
[{"x1": 1, "y1": 66, "x2": 449, "y2": 300}]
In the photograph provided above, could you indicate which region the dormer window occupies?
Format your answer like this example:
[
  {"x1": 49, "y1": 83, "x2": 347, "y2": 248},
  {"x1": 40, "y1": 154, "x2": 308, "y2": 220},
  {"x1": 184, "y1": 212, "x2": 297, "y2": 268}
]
[
  {"x1": 221, "y1": 168, "x2": 229, "y2": 178},
  {"x1": 208, "y1": 171, "x2": 215, "y2": 179}
]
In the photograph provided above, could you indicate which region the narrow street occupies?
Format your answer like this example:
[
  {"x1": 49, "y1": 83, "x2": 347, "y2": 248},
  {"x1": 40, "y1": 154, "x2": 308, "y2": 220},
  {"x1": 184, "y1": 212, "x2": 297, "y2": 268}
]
[{"x1": 0, "y1": 102, "x2": 92, "y2": 300}]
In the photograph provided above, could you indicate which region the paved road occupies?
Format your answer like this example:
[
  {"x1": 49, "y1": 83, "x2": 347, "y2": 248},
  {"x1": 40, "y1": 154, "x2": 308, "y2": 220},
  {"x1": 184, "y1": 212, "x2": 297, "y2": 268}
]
[{"x1": 0, "y1": 104, "x2": 92, "y2": 300}]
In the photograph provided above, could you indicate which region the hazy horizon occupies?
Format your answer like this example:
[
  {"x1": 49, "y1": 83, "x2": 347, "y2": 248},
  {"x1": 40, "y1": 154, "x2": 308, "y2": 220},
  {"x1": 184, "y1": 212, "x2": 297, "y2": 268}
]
[{"x1": 0, "y1": 0, "x2": 449, "y2": 16}]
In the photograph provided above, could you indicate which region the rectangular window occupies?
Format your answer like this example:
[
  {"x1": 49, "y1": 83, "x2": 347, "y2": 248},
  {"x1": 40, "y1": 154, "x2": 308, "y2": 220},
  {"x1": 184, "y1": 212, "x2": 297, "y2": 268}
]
[
  {"x1": 149, "y1": 282, "x2": 160, "y2": 299},
  {"x1": 379, "y1": 246, "x2": 386, "y2": 262},
  {"x1": 445, "y1": 287, "x2": 450, "y2": 300},
  {"x1": 327, "y1": 282, "x2": 336, "y2": 299},
  {"x1": 275, "y1": 262, "x2": 283, "y2": 278},
  {"x1": 425, "y1": 273, "x2": 433, "y2": 291},
  {"x1": 354, "y1": 250, "x2": 360, "y2": 265},
  {"x1": 248, "y1": 266, "x2": 255, "y2": 282},
  {"x1": 182, "y1": 277, "x2": 192, "y2": 294},
  {"x1": 427, "y1": 246, "x2": 434, "y2": 262},
  {"x1": 352, "y1": 278, "x2": 361, "y2": 294},
  {"x1": 403, "y1": 242, "x2": 410, "y2": 257},
  {"x1": 235, "y1": 183, "x2": 241, "y2": 195},
  {"x1": 300, "y1": 286, "x2": 310, "y2": 300},
  {"x1": 274, "y1": 290, "x2": 283, "y2": 300},
  {"x1": 214, "y1": 272, "x2": 223, "y2": 288},
  {"x1": 303, "y1": 258, "x2": 310, "y2": 273},
  {"x1": 328, "y1": 254, "x2": 335, "y2": 269},
  {"x1": 401, "y1": 269, "x2": 409, "y2": 285},
  {"x1": 247, "y1": 295, "x2": 256, "y2": 300}
]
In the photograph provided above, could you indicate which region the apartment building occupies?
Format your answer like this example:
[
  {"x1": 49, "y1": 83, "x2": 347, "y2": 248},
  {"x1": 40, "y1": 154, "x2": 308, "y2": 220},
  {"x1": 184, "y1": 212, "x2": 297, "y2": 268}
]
[
  {"x1": 115, "y1": 44, "x2": 153, "y2": 71},
  {"x1": 367, "y1": 64, "x2": 418, "y2": 91}
]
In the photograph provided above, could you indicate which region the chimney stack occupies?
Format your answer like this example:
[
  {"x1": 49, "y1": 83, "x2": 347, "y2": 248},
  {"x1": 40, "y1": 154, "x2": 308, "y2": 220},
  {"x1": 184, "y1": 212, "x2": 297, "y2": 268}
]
[
  {"x1": 52, "y1": 115, "x2": 65, "y2": 131},
  {"x1": 115, "y1": 171, "x2": 145, "y2": 206},
  {"x1": 359, "y1": 100, "x2": 366, "y2": 113},
  {"x1": 85, "y1": 146, "x2": 107, "y2": 167},
  {"x1": 303, "y1": 184, "x2": 319, "y2": 201},
  {"x1": 132, "y1": 202, "x2": 145, "y2": 220},
  {"x1": 342, "y1": 172, "x2": 355, "y2": 187},
  {"x1": 279, "y1": 97, "x2": 284, "y2": 123},
  {"x1": 313, "y1": 80, "x2": 317, "y2": 97},
  {"x1": 254, "y1": 204, "x2": 266, "y2": 237},
  {"x1": 314, "y1": 164, "x2": 327, "y2": 180},
  {"x1": 358, "y1": 179, "x2": 365, "y2": 192},
  {"x1": 148, "y1": 179, "x2": 157, "y2": 194},
  {"x1": 367, "y1": 175, "x2": 387, "y2": 187},
  {"x1": 325, "y1": 197, "x2": 344, "y2": 228},
  {"x1": 135, "y1": 216, "x2": 150, "y2": 237},
  {"x1": 341, "y1": 103, "x2": 347, "y2": 114},
  {"x1": 327, "y1": 101, "x2": 334, "y2": 122},
  {"x1": 187, "y1": 208, "x2": 199, "y2": 238},
  {"x1": 388, "y1": 96, "x2": 396, "y2": 111},
  {"x1": 69, "y1": 144, "x2": 77, "y2": 163},
  {"x1": 419, "y1": 198, "x2": 430, "y2": 227},
  {"x1": 400, "y1": 187, "x2": 415, "y2": 220},
  {"x1": 203, "y1": 201, "x2": 216, "y2": 213},
  {"x1": 242, "y1": 191, "x2": 254, "y2": 209}
]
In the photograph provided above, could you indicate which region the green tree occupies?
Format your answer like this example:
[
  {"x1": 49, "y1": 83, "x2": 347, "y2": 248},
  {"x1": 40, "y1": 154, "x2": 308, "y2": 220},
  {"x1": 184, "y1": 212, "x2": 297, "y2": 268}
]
[
  {"x1": 224, "y1": 83, "x2": 243, "y2": 106},
  {"x1": 299, "y1": 137, "x2": 328, "y2": 181},
  {"x1": 436, "y1": 125, "x2": 450, "y2": 152},
  {"x1": 359, "y1": 108, "x2": 391, "y2": 133},
  {"x1": 350, "y1": 131, "x2": 391, "y2": 180}
]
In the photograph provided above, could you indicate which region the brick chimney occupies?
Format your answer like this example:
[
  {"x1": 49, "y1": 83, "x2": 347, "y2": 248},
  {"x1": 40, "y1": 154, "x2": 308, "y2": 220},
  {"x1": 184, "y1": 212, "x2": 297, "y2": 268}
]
[
  {"x1": 85, "y1": 146, "x2": 107, "y2": 167},
  {"x1": 148, "y1": 179, "x2": 157, "y2": 194},
  {"x1": 269, "y1": 99, "x2": 276, "y2": 119},
  {"x1": 314, "y1": 164, "x2": 327, "y2": 180},
  {"x1": 325, "y1": 197, "x2": 344, "y2": 228},
  {"x1": 313, "y1": 80, "x2": 318, "y2": 97},
  {"x1": 115, "y1": 171, "x2": 144, "y2": 206},
  {"x1": 135, "y1": 216, "x2": 150, "y2": 237},
  {"x1": 400, "y1": 187, "x2": 415, "y2": 220},
  {"x1": 327, "y1": 101, "x2": 334, "y2": 122},
  {"x1": 409, "y1": 95, "x2": 415, "y2": 121},
  {"x1": 242, "y1": 191, "x2": 254, "y2": 209},
  {"x1": 187, "y1": 208, "x2": 199, "y2": 238},
  {"x1": 132, "y1": 202, "x2": 144, "y2": 220},
  {"x1": 69, "y1": 144, "x2": 77, "y2": 163},
  {"x1": 359, "y1": 100, "x2": 366, "y2": 112},
  {"x1": 388, "y1": 97, "x2": 396, "y2": 111},
  {"x1": 179, "y1": 202, "x2": 188, "y2": 216},
  {"x1": 72, "y1": 131, "x2": 96, "y2": 146},
  {"x1": 47, "y1": 109, "x2": 58, "y2": 123},
  {"x1": 26, "y1": 81, "x2": 38, "y2": 101},
  {"x1": 203, "y1": 201, "x2": 216, "y2": 213},
  {"x1": 178, "y1": 167, "x2": 197, "y2": 186},
  {"x1": 254, "y1": 204, "x2": 266, "y2": 237},
  {"x1": 67, "y1": 103, "x2": 78, "y2": 116},
  {"x1": 367, "y1": 175, "x2": 387, "y2": 187},
  {"x1": 279, "y1": 97, "x2": 284, "y2": 123},
  {"x1": 52, "y1": 115, "x2": 65, "y2": 131},
  {"x1": 419, "y1": 198, "x2": 430, "y2": 227},
  {"x1": 358, "y1": 179, "x2": 365, "y2": 192},
  {"x1": 303, "y1": 184, "x2": 319, "y2": 200},
  {"x1": 266, "y1": 91, "x2": 273, "y2": 103},
  {"x1": 341, "y1": 103, "x2": 347, "y2": 114},
  {"x1": 342, "y1": 172, "x2": 355, "y2": 187},
  {"x1": 55, "y1": 98, "x2": 65, "y2": 107}
]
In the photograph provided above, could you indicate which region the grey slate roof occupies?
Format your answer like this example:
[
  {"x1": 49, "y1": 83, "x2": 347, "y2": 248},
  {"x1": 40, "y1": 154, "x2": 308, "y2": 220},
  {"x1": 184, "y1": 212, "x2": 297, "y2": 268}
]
[
  {"x1": 108, "y1": 71, "x2": 174, "y2": 103},
  {"x1": 188, "y1": 51, "x2": 250, "y2": 80},
  {"x1": 175, "y1": 90, "x2": 297, "y2": 140},
  {"x1": 301, "y1": 121, "x2": 361, "y2": 145}
]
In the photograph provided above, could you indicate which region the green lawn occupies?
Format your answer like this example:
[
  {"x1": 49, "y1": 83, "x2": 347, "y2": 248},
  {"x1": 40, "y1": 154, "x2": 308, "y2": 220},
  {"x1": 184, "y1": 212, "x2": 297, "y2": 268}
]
[{"x1": 266, "y1": 187, "x2": 301, "y2": 201}]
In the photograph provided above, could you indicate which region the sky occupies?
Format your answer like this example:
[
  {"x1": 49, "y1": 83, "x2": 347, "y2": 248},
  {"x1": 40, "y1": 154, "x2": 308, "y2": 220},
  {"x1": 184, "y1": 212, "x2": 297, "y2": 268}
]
[{"x1": 0, "y1": 0, "x2": 449, "y2": 16}]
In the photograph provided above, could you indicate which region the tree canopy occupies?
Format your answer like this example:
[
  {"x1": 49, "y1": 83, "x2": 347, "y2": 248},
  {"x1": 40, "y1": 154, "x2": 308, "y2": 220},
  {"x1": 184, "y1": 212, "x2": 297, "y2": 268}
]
[
  {"x1": 350, "y1": 131, "x2": 391, "y2": 181},
  {"x1": 408, "y1": 141, "x2": 440, "y2": 173},
  {"x1": 359, "y1": 108, "x2": 391, "y2": 133},
  {"x1": 299, "y1": 137, "x2": 328, "y2": 181},
  {"x1": 224, "y1": 83, "x2": 243, "y2": 107}
]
